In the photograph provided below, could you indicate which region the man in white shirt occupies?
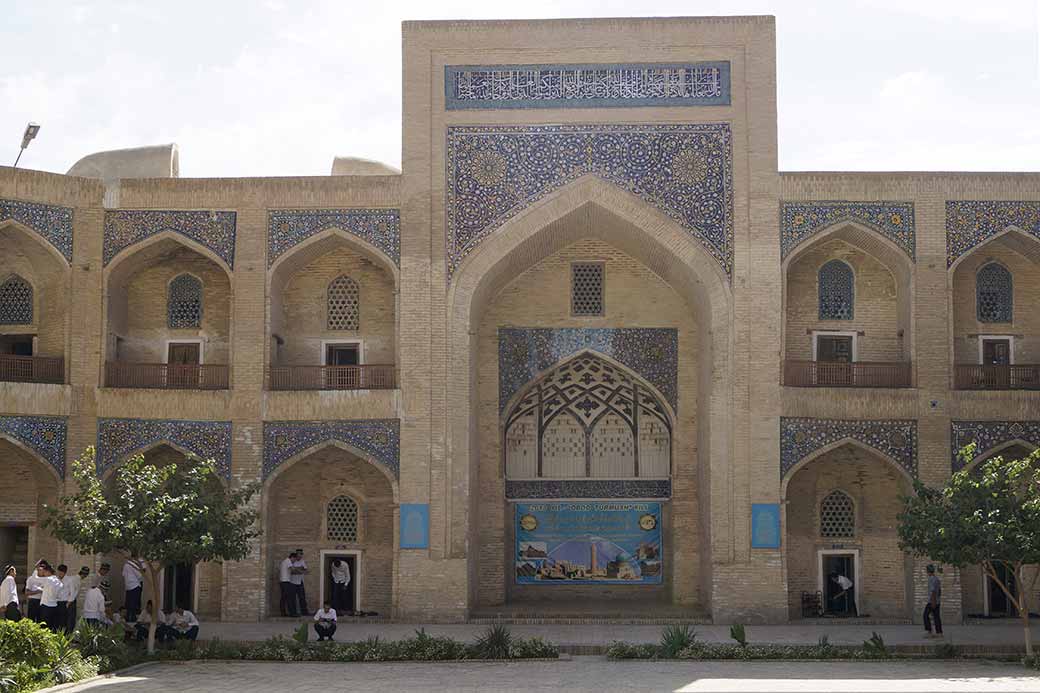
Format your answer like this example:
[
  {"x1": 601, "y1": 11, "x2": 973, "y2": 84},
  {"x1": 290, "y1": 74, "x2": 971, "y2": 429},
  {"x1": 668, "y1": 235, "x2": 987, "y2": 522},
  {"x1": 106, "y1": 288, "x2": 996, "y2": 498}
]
[
  {"x1": 313, "y1": 601, "x2": 337, "y2": 641},
  {"x1": 54, "y1": 565, "x2": 70, "y2": 631},
  {"x1": 62, "y1": 567, "x2": 88, "y2": 633},
  {"x1": 1, "y1": 564, "x2": 19, "y2": 621},
  {"x1": 171, "y1": 606, "x2": 199, "y2": 641},
  {"x1": 829, "y1": 571, "x2": 858, "y2": 616},
  {"x1": 290, "y1": 550, "x2": 309, "y2": 615},
  {"x1": 24, "y1": 560, "x2": 47, "y2": 623},
  {"x1": 330, "y1": 559, "x2": 351, "y2": 614},
  {"x1": 278, "y1": 552, "x2": 296, "y2": 617},
  {"x1": 37, "y1": 563, "x2": 64, "y2": 632},
  {"x1": 122, "y1": 557, "x2": 144, "y2": 622},
  {"x1": 82, "y1": 580, "x2": 110, "y2": 627}
]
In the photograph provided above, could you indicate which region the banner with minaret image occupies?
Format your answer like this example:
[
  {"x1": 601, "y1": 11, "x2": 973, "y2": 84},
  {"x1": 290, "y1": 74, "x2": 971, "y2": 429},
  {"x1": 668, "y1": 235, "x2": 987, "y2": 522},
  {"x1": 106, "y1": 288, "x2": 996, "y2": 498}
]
[{"x1": 514, "y1": 502, "x2": 662, "y2": 584}]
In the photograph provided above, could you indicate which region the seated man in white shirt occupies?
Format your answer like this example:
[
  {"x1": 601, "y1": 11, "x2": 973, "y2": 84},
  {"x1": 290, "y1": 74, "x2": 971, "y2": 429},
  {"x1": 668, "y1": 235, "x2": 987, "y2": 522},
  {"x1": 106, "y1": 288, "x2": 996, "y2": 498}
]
[
  {"x1": 313, "y1": 601, "x2": 337, "y2": 641},
  {"x1": 171, "y1": 606, "x2": 199, "y2": 641},
  {"x1": 81, "y1": 580, "x2": 111, "y2": 627}
]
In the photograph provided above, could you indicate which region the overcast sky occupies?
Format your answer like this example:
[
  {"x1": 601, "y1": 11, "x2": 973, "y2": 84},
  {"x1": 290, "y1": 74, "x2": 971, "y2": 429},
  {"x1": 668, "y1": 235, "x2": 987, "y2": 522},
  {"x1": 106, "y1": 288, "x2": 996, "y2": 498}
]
[{"x1": 2, "y1": 0, "x2": 1039, "y2": 177}]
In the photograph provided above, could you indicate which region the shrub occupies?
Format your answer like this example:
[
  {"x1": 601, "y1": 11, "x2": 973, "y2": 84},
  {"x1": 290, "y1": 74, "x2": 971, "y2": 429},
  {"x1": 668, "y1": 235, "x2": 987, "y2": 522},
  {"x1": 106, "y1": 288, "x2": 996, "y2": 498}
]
[
  {"x1": 508, "y1": 637, "x2": 559, "y2": 659},
  {"x1": 660, "y1": 624, "x2": 697, "y2": 658},
  {"x1": 74, "y1": 623, "x2": 134, "y2": 672},
  {"x1": 292, "y1": 623, "x2": 309, "y2": 644},
  {"x1": 606, "y1": 642, "x2": 660, "y2": 659},
  {"x1": 471, "y1": 625, "x2": 513, "y2": 660},
  {"x1": 0, "y1": 619, "x2": 61, "y2": 668},
  {"x1": 0, "y1": 621, "x2": 98, "y2": 692},
  {"x1": 729, "y1": 624, "x2": 747, "y2": 648},
  {"x1": 935, "y1": 642, "x2": 959, "y2": 659},
  {"x1": 863, "y1": 632, "x2": 889, "y2": 658}
]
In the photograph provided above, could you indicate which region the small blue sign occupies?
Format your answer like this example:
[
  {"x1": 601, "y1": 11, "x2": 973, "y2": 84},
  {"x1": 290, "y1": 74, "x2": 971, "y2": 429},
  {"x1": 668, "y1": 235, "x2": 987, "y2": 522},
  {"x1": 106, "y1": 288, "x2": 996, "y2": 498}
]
[
  {"x1": 400, "y1": 504, "x2": 429, "y2": 549},
  {"x1": 751, "y1": 503, "x2": 781, "y2": 549}
]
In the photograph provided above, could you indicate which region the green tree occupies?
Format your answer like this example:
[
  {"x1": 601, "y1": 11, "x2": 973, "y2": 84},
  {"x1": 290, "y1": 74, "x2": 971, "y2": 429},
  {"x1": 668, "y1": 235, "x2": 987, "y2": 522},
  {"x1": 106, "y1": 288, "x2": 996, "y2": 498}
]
[
  {"x1": 898, "y1": 444, "x2": 1040, "y2": 655},
  {"x1": 44, "y1": 447, "x2": 260, "y2": 653}
]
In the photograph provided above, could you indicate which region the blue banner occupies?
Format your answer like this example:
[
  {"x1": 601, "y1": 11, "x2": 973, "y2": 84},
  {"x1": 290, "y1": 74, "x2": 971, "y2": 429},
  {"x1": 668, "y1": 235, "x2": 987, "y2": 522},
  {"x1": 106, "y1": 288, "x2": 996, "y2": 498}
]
[{"x1": 515, "y1": 502, "x2": 663, "y2": 584}]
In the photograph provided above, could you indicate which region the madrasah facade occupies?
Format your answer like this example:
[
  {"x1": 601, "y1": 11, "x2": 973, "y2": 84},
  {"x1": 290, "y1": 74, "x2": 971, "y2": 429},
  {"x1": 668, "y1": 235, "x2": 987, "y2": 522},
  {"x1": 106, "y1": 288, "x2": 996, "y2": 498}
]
[{"x1": 1, "y1": 15, "x2": 1037, "y2": 625}]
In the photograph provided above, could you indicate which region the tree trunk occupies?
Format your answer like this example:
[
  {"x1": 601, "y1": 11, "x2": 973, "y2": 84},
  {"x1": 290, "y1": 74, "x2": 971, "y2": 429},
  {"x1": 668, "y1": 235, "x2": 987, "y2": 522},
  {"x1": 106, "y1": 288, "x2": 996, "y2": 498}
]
[
  {"x1": 1018, "y1": 565, "x2": 1033, "y2": 657},
  {"x1": 146, "y1": 562, "x2": 162, "y2": 655}
]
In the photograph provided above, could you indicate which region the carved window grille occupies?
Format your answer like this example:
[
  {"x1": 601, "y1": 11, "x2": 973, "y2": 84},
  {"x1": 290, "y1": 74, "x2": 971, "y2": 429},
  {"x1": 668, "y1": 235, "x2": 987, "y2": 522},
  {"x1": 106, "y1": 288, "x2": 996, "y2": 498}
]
[
  {"x1": 976, "y1": 262, "x2": 1013, "y2": 323},
  {"x1": 818, "y1": 260, "x2": 854, "y2": 321},
  {"x1": 327, "y1": 275, "x2": 360, "y2": 330},
  {"x1": 0, "y1": 275, "x2": 33, "y2": 325},
  {"x1": 326, "y1": 495, "x2": 359, "y2": 542},
  {"x1": 571, "y1": 263, "x2": 604, "y2": 316},
  {"x1": 504, "y1": 353, "x2": 671, "y2": 480},
  {"x1": 167, "y1": 274, "x2": 203, "y2": 329},
  {"x1": 819, "y1": 490, "x2": 855, "y2": 538}
]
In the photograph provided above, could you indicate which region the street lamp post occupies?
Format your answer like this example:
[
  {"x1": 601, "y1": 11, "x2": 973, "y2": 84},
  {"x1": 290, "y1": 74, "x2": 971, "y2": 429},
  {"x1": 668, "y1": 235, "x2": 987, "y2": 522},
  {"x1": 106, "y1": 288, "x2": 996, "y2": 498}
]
[{"x1": 13, "y1": 122, "x2": 41, "y2": 168}]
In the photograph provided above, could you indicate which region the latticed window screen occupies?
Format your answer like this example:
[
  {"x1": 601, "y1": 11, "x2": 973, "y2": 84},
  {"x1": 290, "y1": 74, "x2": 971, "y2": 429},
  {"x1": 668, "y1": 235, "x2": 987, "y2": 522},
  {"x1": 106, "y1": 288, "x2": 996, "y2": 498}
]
[
  {"x1": 167, "y1": 274, "x2": 202, "y2": 328},
  {"x1": 327, "y1": 275, "x2": 360, "y2": 330},
  {"x1": 571, "y1": 263, "x2": 604, "y2": 316},
  {"x1": 976, "y1": 262, "x2": 1013, "y2": 323},
  {"x1": 326, "y1": 495, "x2": 359, "y2": 542},
  {"x1": 819, "y1": 490, "x2": 855, "y2": 538},
  {"x1": 0, "y1": 275, "x2": 33, "y2": 325},
  {"x1": 818, "y1": 260, "x2": 854, "y2": 320}
]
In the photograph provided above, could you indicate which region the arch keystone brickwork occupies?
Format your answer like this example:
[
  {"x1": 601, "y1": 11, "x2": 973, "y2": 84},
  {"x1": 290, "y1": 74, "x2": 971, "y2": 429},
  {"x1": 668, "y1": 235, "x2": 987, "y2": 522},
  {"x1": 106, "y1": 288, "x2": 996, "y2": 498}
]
[
  {"x1": 0, "y1": 198, "x2": 74, "y2": 263},
  {"x1": 262, "y1": 420, "x2": 400, "y2": 481},
  {"x1": 96, "y1": 418, "x2": 233, "y2": 479},
  {"x1": 0, "y1": 415, "x2": 67, "y2": 479},
  {"x1": 780, "y1": 201, "x2": 915, "y2": 261},
  {"x1": 267, "y1": 209, "x2": 400, "y2": 268},
  {"x1": 103, "y1": 210, "x2": 237, "y2": 268},
  {"x1": 780, "y1": 417, "x2": 918, "y2": 480}
]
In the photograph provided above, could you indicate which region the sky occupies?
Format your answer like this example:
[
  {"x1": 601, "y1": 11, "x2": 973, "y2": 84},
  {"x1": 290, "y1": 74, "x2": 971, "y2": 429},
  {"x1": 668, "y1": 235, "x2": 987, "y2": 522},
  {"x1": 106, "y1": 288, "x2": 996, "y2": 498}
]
[{"x1": 2, "y1": 0, "x2": 1039, "y2": 177}]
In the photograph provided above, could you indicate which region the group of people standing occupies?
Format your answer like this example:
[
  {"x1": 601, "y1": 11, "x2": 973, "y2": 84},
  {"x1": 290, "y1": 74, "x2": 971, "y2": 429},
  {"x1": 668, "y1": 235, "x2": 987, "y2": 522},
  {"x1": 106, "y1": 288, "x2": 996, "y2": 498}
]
[
  {"x1": 277, "y1": 551, "x2": 352, "y2": 642},
  {"x1": 2, "y1": 560, "x2": 90, "y2": 633}
]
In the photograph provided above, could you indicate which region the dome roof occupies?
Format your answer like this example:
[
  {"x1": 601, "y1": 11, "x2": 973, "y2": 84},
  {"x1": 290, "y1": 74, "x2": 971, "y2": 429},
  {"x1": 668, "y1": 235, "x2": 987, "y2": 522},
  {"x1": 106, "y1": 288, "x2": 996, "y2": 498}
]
[
  {"x1": 330, "y1": 156, "x2": 400, "y2": 176},
  {"x1": 67, "y1": 143, "x2": 179, "y2": 180}
]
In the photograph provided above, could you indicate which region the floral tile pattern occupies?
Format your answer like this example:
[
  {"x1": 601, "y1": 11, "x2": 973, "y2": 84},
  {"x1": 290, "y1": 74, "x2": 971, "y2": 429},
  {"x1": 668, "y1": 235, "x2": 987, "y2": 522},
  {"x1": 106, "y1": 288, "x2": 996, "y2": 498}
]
[
  {"x1": 780, "y1": 417, "x2": 918, "y2": 479},
  {"x1": 0, "y1": 415, "x2": 67, "y2": 478},
  {"x1": 505, "y1": 479, "x2": 671, "y2": 499},
  {"x1": 263, "y1": 419, "x2": 400, "y2": 481},
  {"x1": 267, "y1": 209, "x2": 401, "y2": 267},
  {"x1": 446, "y1": 123, "x2": 733, "y2": 279},
  {"x1": 0, "y1": 198, "x2": 74, "y2": 263},
  {"x1": 950, "y1": 420, "x2": 1040, "y2": 472},
  {"x1": 780, "y1": 201, "x2": 915, "y2": 260},
  {"x1": 103, "y1": 210, "x2": 237, "y2": 268},
  {"x1": 96, "y1": 418, "x2": 233, "y2": 479},
  {"x1": 499, "y1": 327, "x2": 678, "y2": 414},
  {"x1": 946, "y1": 200, "x2": 1040, "y2": 267}
]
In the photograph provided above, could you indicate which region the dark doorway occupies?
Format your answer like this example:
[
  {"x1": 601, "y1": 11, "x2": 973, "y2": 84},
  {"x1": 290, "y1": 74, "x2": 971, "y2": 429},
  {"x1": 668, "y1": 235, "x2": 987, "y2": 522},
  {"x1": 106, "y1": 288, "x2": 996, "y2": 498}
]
[
  {"x1": 325, "y1": 344, "x2": 360, "y2": 366},
  {"x1": 0, "y1": 335, "x2": 33, "y2": 356},
  {"x1": 162, "y1": 563, "x2": 194, "y2": 611},
  {"x1": 322, "y1": 554, "x2": 357, "y2": 615},
  {"x1": 989, "y1": 563, "x2": 1017, "y2": 617},
  {"x1": 0, "y1": 526, "x2": 28, "y2": 593},
  {"x1": 168, "y1": 343, "x2": 201, "y2": 365},
  {"x1": 823, "y1": 554, "x2": 856, "y2": 616},
  {"x1": 816, "y1": 335, "x2": 854, "y2": 386},
  {"x1": 325, "y1": 344, "x2": 361, "y2": 389},
  {"x1": 982, "y1": 339, "x2": 1011, "y2": 365}
]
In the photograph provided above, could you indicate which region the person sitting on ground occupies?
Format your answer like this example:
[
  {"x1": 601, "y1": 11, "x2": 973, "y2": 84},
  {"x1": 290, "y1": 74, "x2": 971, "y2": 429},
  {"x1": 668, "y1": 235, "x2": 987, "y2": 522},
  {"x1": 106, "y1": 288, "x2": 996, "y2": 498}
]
[
  {"x1": 112, "y1": 606, "x2": 137, "y2": 642},
  {"x1": 135, "y1": 600, "x2": 154, "y2": 642},
  {"x1": 313, "y1": 601, "x2": 337, "y2": 641},
  {"x1": 171, "y1": 605, "x2": 199, "y2": 641},
  {"x1": 1, "y1": 565, "x2": 20, "y2": 621},
  {"x1": 82, "y1": 580, "x2": 110, "y2": 627}
]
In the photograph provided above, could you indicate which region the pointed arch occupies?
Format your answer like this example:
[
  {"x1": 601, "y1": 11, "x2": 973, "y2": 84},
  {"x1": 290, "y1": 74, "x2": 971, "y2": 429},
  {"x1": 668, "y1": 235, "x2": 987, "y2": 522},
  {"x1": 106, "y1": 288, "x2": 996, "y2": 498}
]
[
  {"x1": 781, "y1": 437, "x2": 914, "y2": 500},
  {"x1": 0, "y1": 218, "x2": 72, "y2": 269},
  {"x1": 948, "y1": 225, "x2": 1040, "y2": 274},
  {"x1": 0, "y1": 433, "x2": 63, "y2": 484},
  {"x1": 268, "y1": 226, "x2": 399, "y2": 288},
  {"x1": 104, "y1": 230, "x2": 233, "y2": 283},
  {"x1": 263, "y1": 439, "x2": 400, "y2": 503}
]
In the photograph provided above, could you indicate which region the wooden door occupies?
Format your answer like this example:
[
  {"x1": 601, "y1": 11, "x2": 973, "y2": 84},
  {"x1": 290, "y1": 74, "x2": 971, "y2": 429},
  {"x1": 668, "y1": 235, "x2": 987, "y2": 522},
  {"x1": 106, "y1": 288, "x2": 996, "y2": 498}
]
[
  {"x1": 816, "y1": 335, "x2": 853, "y2": 385},
  {"x1": 167, "y1": 343, "x2": 200, "y2": 388},
  {"x1": 982, "y1": 338, "x2": 1011, "y2": 389},
  {"x1": 325, "y1": 344, "x2": 360, "y2": 388}
]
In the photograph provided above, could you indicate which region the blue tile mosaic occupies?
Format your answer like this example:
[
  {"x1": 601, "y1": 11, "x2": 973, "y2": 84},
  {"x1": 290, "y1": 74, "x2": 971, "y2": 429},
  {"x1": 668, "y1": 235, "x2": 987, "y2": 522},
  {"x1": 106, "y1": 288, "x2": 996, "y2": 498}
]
[
  {"x1": 0, "y1": 415, "x2": 67, "y2": 478},
  {"x1": 950, "y1": 420, "x2": 1040, "y2": 472},
  {"x1": 499, "y1": 328, "x2": 678, "y2": 414},
  {"x1": 780, "y1": 417, "x2": 917, "y2": 479},
  {"x1": 0, "y1": 198, "x2": 74, "y2": 263},
  {"x1": 263, "y1": 419, "x2": 400, "y2": 481},
  {"x1": 780, "y1": 201, "x2": 915, "y2": 261},
  {"x1": 445, "y1": 62, "x2": 731, "y2": 110},
  {"x1": 446, "y1": 123, "x2": 733, "y2": 279},
  {"x1": 96, "y1": 418, "x2": 232, "y2": 479},
  {"x1": 947, "y1": 201, "x2": 1040, "y2": 267},
  {"x1": 505, "y1": 479, "x2": 671, "y2": 499},
  {"x1": 267, "y1": 209, "x2": 401, "y2": 268},
  {"x1": 103, "y1": 210, "x2": 237, "y2": 268}
]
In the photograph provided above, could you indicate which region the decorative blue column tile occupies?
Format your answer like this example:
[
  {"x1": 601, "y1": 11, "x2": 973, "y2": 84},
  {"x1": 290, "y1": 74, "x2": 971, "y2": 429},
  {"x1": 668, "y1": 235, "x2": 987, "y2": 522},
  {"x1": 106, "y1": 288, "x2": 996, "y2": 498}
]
[
  {"x1": 96, "y1": 418, "x2": 233, "y2": 479},
  {"x1": 263, "y1": 420, "x2": 400, "y2": 481},
  {"x1": 780, "y1": 201, "x2": 915, "y2": 260},
  {"x1": 780, "y1": 417, "x2": 917, "y2": 479},
  {"x1": 400, "y1": 504, "x2": 430, "y2": 549},
  {"x1": 751, "y1": 504, "x2": 781, "y2": 549},
  {"x1": 505, "y1": 479, "x2": 671, "y2": 500},
  {"x1": 267, "y1": 209, "x2": 400, "y2": 267},
  {"x1": 946, "y1": 201, "x2": 1040, "y2": 267},
  {"x1": 103, "y1": 210, "x2": 236, "y2": 268},
  {"x1": 446, "y1": 123, "x2": 733, "y2": 280},
  {"x1": 445, "y1": 62, "x2": 731, "y2": 110},
  {"x1": 0, "y1": 415, "x2": 67, "y2": 478},
  {"x1": 499, "y1": 327, "x2": 677, "y2": 413},
  {"x1": 950, "y1": 420, "x2": 1040, "y2": 472},
  {"x1": 0, "y1": 198, "x2": 74, "y2": 263}
]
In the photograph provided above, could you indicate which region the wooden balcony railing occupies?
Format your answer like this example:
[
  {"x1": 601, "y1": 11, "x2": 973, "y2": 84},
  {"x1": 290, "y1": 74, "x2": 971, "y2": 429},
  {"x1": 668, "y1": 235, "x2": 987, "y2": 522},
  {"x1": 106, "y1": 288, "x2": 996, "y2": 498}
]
[
  {"x1": 105, "y1": 362, "x2": 229, "y2": 390},
  {"x1": 783, "y1": 360, "x2": 912, "y2": 388},
  {"x1": 954, "y1": 364, "x2": 1040, "y2": 390},
  {"x1": 267, "y1": 364, "x2": 396, "y2": 391},
  {"x1": 0, "y1": 355, "x2": 64, "y2": 384}
]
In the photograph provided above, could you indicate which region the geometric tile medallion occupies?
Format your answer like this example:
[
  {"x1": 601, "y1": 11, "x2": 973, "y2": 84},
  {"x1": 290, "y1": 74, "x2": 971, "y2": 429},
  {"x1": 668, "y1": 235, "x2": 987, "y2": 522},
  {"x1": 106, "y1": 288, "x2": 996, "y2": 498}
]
[
  {"x1": 0, "y1": 198, "x2": 74, "y2": 263},
  {"x1": 946, "y1": 200, "x2": 1040, "y2": 267},
  {"x1": 446, "y1": 123, "x2": 734, "y2": 279},
  {"x1": 950, "y1": 420, "x2": 1040, "y2": 472},
  {"x1": 445, "y1": 62, "x2": 731, "y2": 110},
  {"x1": 505, "y1": 479, "x2": 671, "y2": 500},
  {"x1": 780, "y1": 417, "x2": 918, "y2": 479},
  {"x1": 267, "y1": 209, "x2": 401, "y2": 268},
  {"x1": 0, "y1": 415, "x2": 67, "y2": 479},
  {"x1": 262, "y1": 419, "x2": 400, "y2": 481},
  {"x1": 499, "y1": 327, "x2": 678, "y2": 414},
  {"x1": 780, "y1": 201, "x2": 915, "y2": 261},
  {"x1": 96, "y1": 418, "x2": 233, "y2": 480},
  {"x1": 103, "y1": 210, "x2": 237, "y2": 268}
]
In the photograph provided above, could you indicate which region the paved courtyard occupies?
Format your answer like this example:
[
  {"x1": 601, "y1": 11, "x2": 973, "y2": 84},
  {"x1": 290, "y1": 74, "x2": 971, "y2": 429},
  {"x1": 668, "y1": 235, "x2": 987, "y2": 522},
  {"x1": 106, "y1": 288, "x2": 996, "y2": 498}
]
[{"x1": 62, "y1": 659, "x2": 1040, "y2": 692}]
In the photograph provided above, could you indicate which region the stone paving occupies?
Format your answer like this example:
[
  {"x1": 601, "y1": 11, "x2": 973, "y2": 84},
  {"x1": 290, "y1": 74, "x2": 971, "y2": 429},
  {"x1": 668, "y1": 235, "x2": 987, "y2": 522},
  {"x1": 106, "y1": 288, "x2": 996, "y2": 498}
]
[{"x1": 62, "y1": 658, "x2": 1040, "y2": 692}]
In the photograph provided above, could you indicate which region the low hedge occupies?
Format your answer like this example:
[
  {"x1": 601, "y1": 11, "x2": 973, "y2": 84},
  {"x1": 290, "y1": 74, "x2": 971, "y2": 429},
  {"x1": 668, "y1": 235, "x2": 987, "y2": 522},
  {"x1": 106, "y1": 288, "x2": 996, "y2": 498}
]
[
  {"x1": 607, "y1": 641, "x2": 895, "y2": 660},
  {"x1": 0, "y1": 620, "x2": 99, "y2": 693}
]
